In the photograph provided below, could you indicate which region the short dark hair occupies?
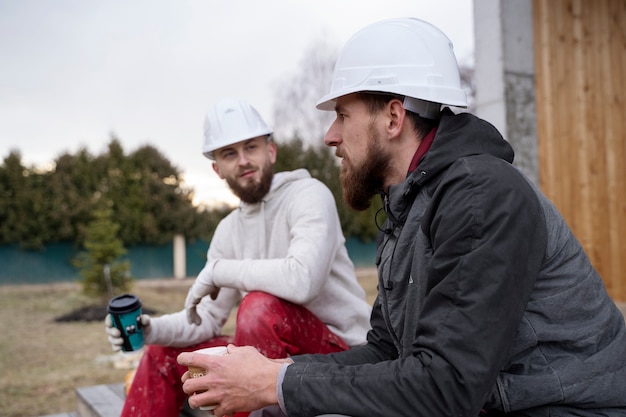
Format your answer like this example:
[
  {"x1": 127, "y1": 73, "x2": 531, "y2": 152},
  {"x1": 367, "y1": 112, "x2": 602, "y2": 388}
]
[{"x1": 357, "y1": 92, "x2": 437, "y2": 138}]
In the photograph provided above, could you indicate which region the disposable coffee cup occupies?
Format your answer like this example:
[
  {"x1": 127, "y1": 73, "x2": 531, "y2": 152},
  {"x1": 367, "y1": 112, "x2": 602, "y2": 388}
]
[
  {"x1": 188, "y1": 346, "x2": 228, "y2": 411},
  {"x1": 107, "y1": 294, "x2": 144, "y2": 352}
]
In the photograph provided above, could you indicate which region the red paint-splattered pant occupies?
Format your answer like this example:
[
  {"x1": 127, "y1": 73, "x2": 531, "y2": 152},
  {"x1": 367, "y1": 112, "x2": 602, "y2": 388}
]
[{"x1": 121, "y1": 291, "x2": 350, "y2": 417}]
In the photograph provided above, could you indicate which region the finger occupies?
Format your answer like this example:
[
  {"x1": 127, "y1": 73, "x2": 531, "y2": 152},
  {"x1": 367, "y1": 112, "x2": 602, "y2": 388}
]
[
  {"x1": 212, "y1": 404, "x2": 232, "y2": 417},
  {"x1": 106, "y1": 326, "x2": 121, "y2": 337},
  {"x1": 187, "y1": 307, "x2": 202, "y2": 325},
  {"x1": 181, "y1": 370, "x2": 191, "y2": 383},
  {"x1": 186, "y1": 309, "x2": 195, "y2": 325},
  {"x1": 178, "y1": 351, "x2": 215, "y2": 368},
  {"x1": 140, "y1": 314, "x2": 151, "y2": 326},
  {"x1": 177, "y1": 351, "x2": 196, "y2": 366},
  {"x1": 225, "y1": 343, "x2": 242, "y2": 354},
  {"x1": 190, "y1": 390, "x2": 219, "y2": 410},
  {"x1": 108, "y1": 339, "x2": 122, "y2": 351},
  {"x1": 105, "y1": 314, "x2": 112, "y2": 326},
  {"x1": 191, "y1": 310, "x2": 202, "y2": 326},
  {"x1": 182, "y1": 375, "x2": 213, "y2": 397},
  {"x1": 108, "y1": 335, "x2": 123, "y2": 349}
]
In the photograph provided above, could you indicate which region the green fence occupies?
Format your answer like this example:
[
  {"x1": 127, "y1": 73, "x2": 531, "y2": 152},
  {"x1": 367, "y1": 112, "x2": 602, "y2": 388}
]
[{"x1": 0, "y1": 238, "x2": 376, "y2": 285}]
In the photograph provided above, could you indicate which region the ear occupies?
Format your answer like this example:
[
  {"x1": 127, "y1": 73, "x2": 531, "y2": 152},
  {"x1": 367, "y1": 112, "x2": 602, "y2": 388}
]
[
  {"x1": 267, "y1": 140, "x2": 277, "y2": 164},
  {"x1": 386, "y1": 99, "x2": 406, "y2": 139},
  {"x1": 212, "y1": 162, "x2": 225, "y2": 179}
]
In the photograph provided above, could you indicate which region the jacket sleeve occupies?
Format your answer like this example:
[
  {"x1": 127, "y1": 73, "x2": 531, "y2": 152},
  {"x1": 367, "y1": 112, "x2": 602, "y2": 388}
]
[
  {"x1": 282, "y1": 157, "x2": 548, "y2": 417},
  {"x1": 211, "y1": 180, "x2": 343, "y2": 305},
  {"x1": 293, "y1": 297, "x2": 398, "y2": 366}
]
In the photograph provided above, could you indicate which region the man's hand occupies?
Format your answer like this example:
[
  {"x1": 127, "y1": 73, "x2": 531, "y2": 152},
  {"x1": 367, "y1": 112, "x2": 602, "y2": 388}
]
[
  {"x1": 177, "y1": 345, "x2": 283, "y2": 416},
  {"x1": 185, "y1": 261, "x2": 220, "y2": 325},
  {"x1": 104, "y1": 314, "x2": 151, "y2": 351}
]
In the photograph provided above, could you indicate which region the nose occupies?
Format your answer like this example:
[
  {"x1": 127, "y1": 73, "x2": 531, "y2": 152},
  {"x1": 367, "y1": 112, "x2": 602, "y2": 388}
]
[
  {"x1": 324, "y1": 119, "x2": 342, "y2": 148},
  {"x1": 237, "y1": 150, "x2": 250, "y2": 166}
]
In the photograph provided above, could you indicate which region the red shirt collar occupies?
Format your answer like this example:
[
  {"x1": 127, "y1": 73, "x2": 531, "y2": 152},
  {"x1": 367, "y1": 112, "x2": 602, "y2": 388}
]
[{"x1": 408, "y1": 127, "x2": 437, "y2": 173}]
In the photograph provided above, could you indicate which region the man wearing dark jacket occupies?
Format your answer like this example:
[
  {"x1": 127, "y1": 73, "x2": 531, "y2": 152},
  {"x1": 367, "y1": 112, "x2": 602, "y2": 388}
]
[{"x1": 178, "y1": 18, "x2": 626, "y2": 417}]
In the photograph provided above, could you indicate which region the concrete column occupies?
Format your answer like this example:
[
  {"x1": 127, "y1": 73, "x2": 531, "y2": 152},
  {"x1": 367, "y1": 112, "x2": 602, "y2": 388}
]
[{"x1": 473, "y1": 0, "x2": 538, "y2": 185}]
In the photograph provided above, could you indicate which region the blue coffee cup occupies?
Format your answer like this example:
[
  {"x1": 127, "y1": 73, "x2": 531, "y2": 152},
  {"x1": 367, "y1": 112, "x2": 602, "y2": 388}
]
[{"x1": 107, "y1": 294, "x2": 144, "y2": 352}]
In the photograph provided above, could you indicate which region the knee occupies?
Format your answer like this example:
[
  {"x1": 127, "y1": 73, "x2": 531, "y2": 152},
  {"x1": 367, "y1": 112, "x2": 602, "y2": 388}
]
[
  {"x1": 140, "y1": 343, "x2": 176, "y2": 366},
  {"x1": 142, "y1": 343, "x2": 164, "y2": 359},
  {"x1": 236, "y1": 292, "x2": 282, "y2": 330}
]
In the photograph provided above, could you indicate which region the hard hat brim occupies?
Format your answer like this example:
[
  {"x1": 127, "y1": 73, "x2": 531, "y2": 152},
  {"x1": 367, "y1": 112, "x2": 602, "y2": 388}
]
[{"x1": 316, "y1": 85, "x2": 467, "y2": 112}]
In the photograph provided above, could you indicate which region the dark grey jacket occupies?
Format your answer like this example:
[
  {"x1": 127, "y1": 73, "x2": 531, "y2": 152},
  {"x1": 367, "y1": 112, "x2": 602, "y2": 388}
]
[{"x1": 283, "y1": 109, "x2": 626, "y2": 417}]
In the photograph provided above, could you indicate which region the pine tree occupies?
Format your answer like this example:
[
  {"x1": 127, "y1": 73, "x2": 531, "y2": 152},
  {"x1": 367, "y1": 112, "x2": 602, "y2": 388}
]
[{"x1": 73, "y1": 207, "x2": 132, "y2": 302}]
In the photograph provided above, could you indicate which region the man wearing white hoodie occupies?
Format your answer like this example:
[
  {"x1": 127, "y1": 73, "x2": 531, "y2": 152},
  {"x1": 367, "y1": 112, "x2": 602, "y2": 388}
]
[{"x1": 105, "y1": 98, "x2": 371, "y2": 417}]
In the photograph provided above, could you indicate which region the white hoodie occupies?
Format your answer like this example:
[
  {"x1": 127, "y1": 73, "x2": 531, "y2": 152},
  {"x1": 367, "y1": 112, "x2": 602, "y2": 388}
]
[{"x1": 147, "y1": 169, "x2": 371, "y2": 347}]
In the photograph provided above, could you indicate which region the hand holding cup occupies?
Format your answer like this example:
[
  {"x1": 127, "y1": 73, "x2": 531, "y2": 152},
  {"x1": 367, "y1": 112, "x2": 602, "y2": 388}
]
[
  {"x1": 107, "y1": 294, "x2": 145, "y2": 352},
  {"x1": 178, "y1": 345, "x2": 285, "y2": 415},
  {"x1": 185, "y1": 346, "x2": 228, "y2": 411}
]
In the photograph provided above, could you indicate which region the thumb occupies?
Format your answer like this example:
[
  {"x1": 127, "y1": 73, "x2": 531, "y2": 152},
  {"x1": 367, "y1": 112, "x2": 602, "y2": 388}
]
[
  {"x1": 139, "y1": 314, "x2": 151, "y2": 327},
  {"x1": 226, "y1": 343, "x2": 242, "y2": 354}
]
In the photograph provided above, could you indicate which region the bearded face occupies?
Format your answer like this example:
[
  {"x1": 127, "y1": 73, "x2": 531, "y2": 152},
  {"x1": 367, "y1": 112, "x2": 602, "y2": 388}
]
[
  {"x1": 225, "y1": 158, "x2": 274, "y2": 204},
  {"x1": 340, "y1": 122, "x2": 392, "y2": 211}
]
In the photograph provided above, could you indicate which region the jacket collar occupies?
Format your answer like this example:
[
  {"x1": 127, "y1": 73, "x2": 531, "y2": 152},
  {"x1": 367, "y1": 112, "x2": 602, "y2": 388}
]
[{"x1": 381, "y1": 109, "x2": 514, "y2": 228}]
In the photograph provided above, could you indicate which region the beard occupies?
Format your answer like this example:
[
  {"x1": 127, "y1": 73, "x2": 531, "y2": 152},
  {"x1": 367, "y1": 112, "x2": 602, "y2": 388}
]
[
  {"x1": 225, "y1": 160, "x2": 274, "y2": 204},
  {"x1": 340, "y1": 124, "x2": 392, "y2": 211}
]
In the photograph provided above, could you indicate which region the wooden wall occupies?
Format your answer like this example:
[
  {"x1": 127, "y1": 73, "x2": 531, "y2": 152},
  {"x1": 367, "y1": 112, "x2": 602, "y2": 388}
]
[{"x1": 533, "y1": 0, "x2": 626, "y2": 301}]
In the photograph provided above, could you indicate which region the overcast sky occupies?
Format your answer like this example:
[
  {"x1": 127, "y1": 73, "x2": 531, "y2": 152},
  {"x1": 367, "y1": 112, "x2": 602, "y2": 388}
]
[{"x1": 0, "y1": 0, "x2": 474, "y2": 206}]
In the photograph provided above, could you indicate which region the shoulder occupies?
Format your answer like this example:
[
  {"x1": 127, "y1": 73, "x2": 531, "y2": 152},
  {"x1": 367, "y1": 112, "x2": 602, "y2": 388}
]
[
  {"x1": 275, "y1": 170, "x2": 333, "y2": 198},
  {"x1": 446, "y1": 155, "x2": 531, "y2": 193},
  {"x1": 434, "y1": 155, "x2": 542, "y2": 220}
]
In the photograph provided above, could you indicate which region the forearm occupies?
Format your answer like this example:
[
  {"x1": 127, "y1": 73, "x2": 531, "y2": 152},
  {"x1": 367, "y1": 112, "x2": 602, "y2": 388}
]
[
  {"x1": 212, "y1": 257, "x2": 328, "y2": 304},
  {"x1": 282, "y1": 353, "x2": 484, "y2": 417},
  {"x1": 293, "y1": 338, "x2": 394, "y2": 366},
  {"x1": 148, "y1": 310, "x2": 218, "y2": 347},
  {"x1": 148, "y1": 288, "x2": 239, "y2": 347}
]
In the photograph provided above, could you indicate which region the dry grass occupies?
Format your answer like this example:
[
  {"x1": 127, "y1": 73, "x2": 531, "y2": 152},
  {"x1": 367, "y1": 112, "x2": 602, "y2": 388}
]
[{"x1": 0, "y1": 268, "x2": 378, "y2": 417}]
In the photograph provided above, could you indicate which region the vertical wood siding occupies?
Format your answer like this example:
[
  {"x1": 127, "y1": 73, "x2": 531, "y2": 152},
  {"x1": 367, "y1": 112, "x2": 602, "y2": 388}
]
[{"x1": 533, "y1": 0, "x2": 626, "y2": 300}]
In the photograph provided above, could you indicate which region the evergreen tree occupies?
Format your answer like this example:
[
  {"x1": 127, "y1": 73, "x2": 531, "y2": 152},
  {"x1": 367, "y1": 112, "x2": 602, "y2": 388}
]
[
  {"x1": 0, "y1": 137, "x2": 219, "y2": 248},
  {"x1": 73, "y1": 207, "x2": 132, "y2": 302},
  {"x1": 0, "y1": 151, "x2": 53, "y2": 249}
]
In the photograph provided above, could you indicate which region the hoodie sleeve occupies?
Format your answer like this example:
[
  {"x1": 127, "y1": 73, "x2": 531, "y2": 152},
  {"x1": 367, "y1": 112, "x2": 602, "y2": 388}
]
[
  {"x1": 211, "y1": 179, "x2": 343, "y2": 305},
  {"x1": 145, "y1": 287, "x2": 240, "y2": 347}
]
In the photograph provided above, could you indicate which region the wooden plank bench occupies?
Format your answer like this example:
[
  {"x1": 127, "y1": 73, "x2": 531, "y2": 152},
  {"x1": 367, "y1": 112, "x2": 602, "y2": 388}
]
[
  {"x1": 71, "y1": 383, "x2": 203, "y2": 417},
  {"x1": 39, "y1": 413, "x2": 78, "y2": 417}
]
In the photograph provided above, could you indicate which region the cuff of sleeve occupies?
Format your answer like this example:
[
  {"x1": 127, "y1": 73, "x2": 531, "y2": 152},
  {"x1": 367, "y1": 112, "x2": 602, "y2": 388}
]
[
  {"x1": 143, "y1": 318, "x2": 159, "y2": 344},
  {"x1": 277, "y1": 362, "x2": 291, "y2": 414}
]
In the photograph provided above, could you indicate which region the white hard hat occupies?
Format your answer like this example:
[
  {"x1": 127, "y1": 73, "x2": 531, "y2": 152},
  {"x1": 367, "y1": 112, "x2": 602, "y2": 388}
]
[
  {"x1": 202, "y1": 98, "x2": 273, "y2": 159},
  {"x1": 316, "y1": 17, "x2": 467, "y2": 117}
]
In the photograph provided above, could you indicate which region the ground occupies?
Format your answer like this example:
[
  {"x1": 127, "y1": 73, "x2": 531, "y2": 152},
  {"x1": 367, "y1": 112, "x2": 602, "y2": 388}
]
[
  {"x1": 4, "y1": 271, "x2": 623, "y2": 417},
  {"x1": 0, "y1": 269, "x2": 378, "y2": 417}
]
